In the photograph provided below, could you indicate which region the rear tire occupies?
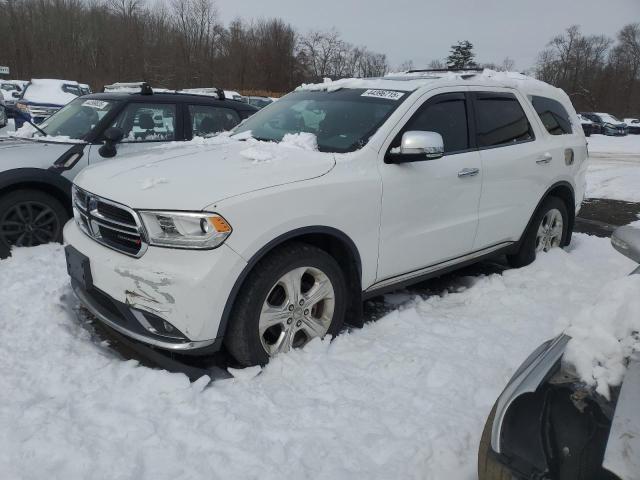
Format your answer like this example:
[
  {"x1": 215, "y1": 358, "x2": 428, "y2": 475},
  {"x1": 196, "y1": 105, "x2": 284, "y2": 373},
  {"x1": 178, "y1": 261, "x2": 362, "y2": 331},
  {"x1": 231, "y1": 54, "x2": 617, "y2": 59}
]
[
  {"x1": 478, "y1": 404, "x2": 513, "y2": 480},
  {"x1": 507, "y1": 196, "x2": 568, "y2": 268},
  {"x1": 224, "y1": 242, "x2": 347, "y2": 367},
  {"x1": 0, "y1": 189, "x2": 69, "y2": 259}
]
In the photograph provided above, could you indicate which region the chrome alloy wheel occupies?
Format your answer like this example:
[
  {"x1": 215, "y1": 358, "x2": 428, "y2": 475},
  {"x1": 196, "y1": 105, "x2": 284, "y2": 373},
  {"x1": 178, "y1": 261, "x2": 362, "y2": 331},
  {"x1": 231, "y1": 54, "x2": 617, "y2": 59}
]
[
  {"x1": 536, "y1": 208, "x2": 563, "y2": 253},
  {"x1": 259, "y1": 266, "x2": 335, "y2": 356}
]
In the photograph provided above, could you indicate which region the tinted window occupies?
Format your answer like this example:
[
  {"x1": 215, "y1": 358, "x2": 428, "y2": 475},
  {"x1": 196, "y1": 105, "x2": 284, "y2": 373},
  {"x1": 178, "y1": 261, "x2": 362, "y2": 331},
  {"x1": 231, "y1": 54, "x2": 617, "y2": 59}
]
[
  {"x1": 474, "y1": 93, "x2": 533, "y2": 147},
  {"x1": 189, "y1": 105, "x2": 240, "y2": 138},
  {"x1": 531, "y1": 96, "x2": 572, "y2": 135},
  {"x1": 110, "y1": 103, "x2": 176, "y2": 142},
  {"x1": 402, "y1": 94, "x2": 469, "y2": 153}
]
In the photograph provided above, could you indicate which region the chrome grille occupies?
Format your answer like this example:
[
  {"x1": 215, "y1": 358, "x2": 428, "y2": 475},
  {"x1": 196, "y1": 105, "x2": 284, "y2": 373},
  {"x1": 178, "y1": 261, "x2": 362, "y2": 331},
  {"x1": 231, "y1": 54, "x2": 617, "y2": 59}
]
[{"x1": 72, "y1": 185, "x2": 148, "y2": 257}]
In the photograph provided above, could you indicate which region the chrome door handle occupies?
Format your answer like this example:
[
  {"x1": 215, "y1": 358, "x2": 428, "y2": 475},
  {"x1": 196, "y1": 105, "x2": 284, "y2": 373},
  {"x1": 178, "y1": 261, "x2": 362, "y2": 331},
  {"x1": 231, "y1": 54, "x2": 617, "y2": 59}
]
[
  {"x1": 536, "y1": 153, "x2": 553, "y2": 164},
  {"x1": 458, "y1": 168, "x2": 480, "y2": 178}
]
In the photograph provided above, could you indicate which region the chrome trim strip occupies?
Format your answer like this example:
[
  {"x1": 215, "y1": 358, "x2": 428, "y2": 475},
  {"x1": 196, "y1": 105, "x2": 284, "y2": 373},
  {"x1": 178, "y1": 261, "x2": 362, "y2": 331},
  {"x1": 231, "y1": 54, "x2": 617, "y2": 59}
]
[
  {"x1": 72, "y1": 282, "x2": 216, "y2": 351},
  {"x1": 366, "y1": 242, "x2": 513, "y2": 292},
  {"x1": 491, "y1": 334, "x2": 570, "y2": 453},
  {"x1": 89, "y1": 217, "x2": 139, "y2": 236}
]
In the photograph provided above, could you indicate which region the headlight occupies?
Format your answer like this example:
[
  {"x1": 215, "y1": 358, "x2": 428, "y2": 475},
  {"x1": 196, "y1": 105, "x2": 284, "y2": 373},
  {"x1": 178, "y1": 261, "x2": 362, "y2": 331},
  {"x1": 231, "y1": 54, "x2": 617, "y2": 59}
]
[{"x1": 139, "y1": 211, "x2": 232, "y2": 249}]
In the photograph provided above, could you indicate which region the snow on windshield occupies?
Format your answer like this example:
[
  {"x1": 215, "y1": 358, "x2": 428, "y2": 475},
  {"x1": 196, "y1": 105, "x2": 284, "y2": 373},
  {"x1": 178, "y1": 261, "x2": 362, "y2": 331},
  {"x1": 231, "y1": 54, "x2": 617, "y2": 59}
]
[
  {"x1": 597, "y1": 113, "x2": 622, "y2": 124},
  {"x1": 22, "y1": 79, "x2": 80, "y2": 105}
]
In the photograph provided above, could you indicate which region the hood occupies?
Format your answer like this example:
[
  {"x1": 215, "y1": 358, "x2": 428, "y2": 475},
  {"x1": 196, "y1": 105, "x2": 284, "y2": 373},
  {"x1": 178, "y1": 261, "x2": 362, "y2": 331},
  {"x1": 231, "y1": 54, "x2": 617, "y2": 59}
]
[
  {"x1": 0, "y1": 137, "x2": 79, "y2": 169},
  {"x1": 74, "y1": 138, "x2": 336, "y2": 210}
]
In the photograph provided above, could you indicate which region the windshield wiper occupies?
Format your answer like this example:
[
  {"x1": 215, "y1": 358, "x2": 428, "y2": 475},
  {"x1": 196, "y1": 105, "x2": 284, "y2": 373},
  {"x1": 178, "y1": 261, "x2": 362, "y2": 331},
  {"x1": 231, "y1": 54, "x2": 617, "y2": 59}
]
[{"x1": 6, "y1": 106, "x2": 48, "y2": 137}]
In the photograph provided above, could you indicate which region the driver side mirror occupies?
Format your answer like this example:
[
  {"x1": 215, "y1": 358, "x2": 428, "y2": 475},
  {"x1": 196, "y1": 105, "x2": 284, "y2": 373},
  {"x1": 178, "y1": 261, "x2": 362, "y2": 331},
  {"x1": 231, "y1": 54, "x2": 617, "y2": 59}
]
[
  {"x1": 385, "y1": 131, "x2": 444, "y2": 164},
  {"x1": 99, "y1": 127, "x2": 124, "y2": 158},
  {"x1": 11, "y1": 91, "x2": 20, "y2": 99}
]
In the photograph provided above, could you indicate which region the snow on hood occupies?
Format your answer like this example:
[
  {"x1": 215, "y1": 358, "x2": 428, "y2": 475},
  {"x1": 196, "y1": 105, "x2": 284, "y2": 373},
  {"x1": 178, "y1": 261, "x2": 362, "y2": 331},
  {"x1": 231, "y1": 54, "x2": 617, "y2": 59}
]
[
  {"x1": 0, "y1": 137, "x2": 75, "y2": 168},
  {"x1": 563, "y1": 274, "x2": 640, "y2": 399},
  {"x1": 22, "y1": 79, "x2": 79, "y2": 105},
  {"x1": 73, "y1": 134, "x2": 334, "y2": 210}
]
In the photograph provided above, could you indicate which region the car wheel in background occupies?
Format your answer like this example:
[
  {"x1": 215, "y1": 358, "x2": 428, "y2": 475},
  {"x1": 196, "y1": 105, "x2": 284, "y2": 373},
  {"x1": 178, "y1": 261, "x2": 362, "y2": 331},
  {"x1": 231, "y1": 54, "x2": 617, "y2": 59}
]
[
  {"x1": 225, "y1": 242, "x2": 347, "y2": 367},
  {"x1": 0, "y1": 189, "x2": 69, "y2": 258},
  {"x1": 477, "y1": 403, "x2": 513, "y2": 480},
  {"x1": 507, "y1": 196, "x2": 568, "y2": 268}
]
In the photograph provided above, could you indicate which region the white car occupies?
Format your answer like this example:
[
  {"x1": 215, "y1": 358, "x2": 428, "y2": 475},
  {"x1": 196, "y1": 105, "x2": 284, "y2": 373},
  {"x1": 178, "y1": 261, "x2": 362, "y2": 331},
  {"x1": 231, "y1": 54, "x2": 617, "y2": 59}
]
[{"x1": 64, "y1": 70, "x2": 587, "y2": 367}]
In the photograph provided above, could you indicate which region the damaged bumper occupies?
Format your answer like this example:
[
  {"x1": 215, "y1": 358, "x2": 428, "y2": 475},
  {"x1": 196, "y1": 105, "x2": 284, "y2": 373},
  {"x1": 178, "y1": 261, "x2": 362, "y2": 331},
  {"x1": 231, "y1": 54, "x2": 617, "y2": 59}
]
[{"x1": 63, "y1": 220, "x2": 247, "y2": 349}]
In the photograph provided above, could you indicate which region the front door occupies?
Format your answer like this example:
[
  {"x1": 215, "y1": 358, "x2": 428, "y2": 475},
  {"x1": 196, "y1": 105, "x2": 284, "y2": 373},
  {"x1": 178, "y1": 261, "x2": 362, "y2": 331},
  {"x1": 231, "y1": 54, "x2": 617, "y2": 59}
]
[
  {"x1": 86, "y1": 102, "x2": 179, "y2": 164},
  {"x1": 377, "y1": 91, "x2": 482, "y2": 282}
]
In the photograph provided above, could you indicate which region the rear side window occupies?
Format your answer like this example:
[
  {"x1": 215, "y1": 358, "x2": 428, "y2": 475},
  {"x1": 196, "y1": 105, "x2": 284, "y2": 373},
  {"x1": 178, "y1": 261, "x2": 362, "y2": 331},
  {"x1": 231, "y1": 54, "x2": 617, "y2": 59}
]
[
  {"x1": 188, "y1": 105, "x2": 240, "y2": 138},
  {"x1": 474, "y1": 92, "x2": 533, "y2": 148},
  {"x1": 531, "y1": 96, "x2": 572, "y2": 135},
  {"x1": 402, "y1": 93, "x2": 469, "y2": 154}
]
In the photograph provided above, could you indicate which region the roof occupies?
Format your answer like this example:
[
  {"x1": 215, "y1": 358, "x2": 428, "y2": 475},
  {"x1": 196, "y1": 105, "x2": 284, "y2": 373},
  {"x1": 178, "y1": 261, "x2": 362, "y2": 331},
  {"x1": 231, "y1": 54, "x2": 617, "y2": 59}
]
[
  {"x1": 297, "y1": 69, "x2": 563, "y2": 98},
  {"x1": 84, "y1": 91, "x2": 257, "y2": 111}
]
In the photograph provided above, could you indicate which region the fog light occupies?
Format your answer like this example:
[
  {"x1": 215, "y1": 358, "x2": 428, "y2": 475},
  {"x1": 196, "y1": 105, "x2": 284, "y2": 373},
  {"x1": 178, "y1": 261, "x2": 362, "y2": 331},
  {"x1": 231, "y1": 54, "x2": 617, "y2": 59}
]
[{"x1": 162, "y1": 321, "x2": 175, "y2": 333}]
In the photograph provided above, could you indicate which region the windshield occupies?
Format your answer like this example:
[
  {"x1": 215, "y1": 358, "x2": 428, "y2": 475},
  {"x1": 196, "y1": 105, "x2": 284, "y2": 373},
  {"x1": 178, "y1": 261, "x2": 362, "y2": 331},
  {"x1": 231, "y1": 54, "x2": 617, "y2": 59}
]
[
  {"x1": 38, "y1": 97, "x2": 119, "y2": 140},
  {"x1": 599, "y1": 113, "x2": 621, "y2": 123},
  {"x1": 233, "y1": 88, "x2": 408, "y2": 153},
  {"x1": 1, "y1": 84, "x2": 18, "y2": 92}
]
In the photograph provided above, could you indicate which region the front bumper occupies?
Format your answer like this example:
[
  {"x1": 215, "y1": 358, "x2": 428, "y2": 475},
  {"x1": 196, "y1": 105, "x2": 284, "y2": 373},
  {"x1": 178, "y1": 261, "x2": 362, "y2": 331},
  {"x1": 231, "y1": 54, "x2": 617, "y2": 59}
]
[{"x1": 64, "y1": 220, "x2": 248, "y2": 350}]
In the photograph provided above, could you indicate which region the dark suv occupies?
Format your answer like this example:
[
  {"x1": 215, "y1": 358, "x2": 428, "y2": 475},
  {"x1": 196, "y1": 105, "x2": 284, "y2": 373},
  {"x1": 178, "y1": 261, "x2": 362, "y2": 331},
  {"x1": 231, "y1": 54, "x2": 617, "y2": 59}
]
[{"x1": 0, "y1": 84, "x2": 257, "y2": 257}]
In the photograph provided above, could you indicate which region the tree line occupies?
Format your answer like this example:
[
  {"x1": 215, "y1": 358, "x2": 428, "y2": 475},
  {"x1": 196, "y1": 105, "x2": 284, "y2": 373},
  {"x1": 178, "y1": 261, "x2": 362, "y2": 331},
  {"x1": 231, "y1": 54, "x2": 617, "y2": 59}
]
[
  {"x1": 0, "y1": 0, "x2": 389, "y2": 94},
  {"x1": 535, "y1": 24, "x2": 640, "y2": 117}
]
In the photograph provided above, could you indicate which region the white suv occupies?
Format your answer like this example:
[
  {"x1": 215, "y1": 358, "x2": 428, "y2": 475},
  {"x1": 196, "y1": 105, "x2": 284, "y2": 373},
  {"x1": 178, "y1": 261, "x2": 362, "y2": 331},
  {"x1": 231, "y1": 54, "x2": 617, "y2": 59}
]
[{"x1": 64, "y1": 70, "x2": 587, "y2": 367}]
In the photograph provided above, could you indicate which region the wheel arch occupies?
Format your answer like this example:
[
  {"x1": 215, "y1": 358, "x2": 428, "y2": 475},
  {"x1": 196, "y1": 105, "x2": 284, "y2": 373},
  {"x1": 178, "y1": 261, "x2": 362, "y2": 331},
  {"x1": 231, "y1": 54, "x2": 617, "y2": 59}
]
[
  {"x1": 518, "y1": 181, "x2": 576, "y2": 250},
  {"x1": 216, "y1": 226, "x2": 364, "y2": 341},
  {"x1": 0, "y1": 168, "x2": 73, "y2": 217}
]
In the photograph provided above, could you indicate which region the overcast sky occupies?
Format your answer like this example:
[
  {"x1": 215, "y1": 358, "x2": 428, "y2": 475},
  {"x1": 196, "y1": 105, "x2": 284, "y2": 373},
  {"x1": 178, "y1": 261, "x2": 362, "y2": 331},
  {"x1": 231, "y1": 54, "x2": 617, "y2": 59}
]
[{"x1": 215, "y1": 0, "x2": 640, "y2": 71}]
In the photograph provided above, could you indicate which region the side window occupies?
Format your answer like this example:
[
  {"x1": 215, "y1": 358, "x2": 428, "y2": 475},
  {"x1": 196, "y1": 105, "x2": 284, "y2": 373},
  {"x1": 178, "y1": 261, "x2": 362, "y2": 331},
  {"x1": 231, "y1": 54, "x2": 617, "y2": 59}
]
[
  {"x1": 401, "y1": 93, "x2": 469, "y2": 154},
  {"x1": 474, "y1": 92, "x2": 534, "y2": 148},
  {"x1": 189, "y1": 105, "x2": 240, "y2": 138},
  {"x1": 530, "y1": 96, "x2": 573, "y2": 135},
  {"x1": 110, "y1": 103, "x2": 176, "y2": 142}
]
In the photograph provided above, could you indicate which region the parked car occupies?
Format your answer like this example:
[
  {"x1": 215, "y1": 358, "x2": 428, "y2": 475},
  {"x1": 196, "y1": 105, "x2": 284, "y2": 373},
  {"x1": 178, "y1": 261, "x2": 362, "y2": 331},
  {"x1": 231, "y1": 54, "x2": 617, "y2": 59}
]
[
  {"x1": 63, "y1": 71, "x2": 587, "y2": 369},
  {"x1": 0, "y1": 83, "x2": 257, "y2": 257},
  {"x1": 580, "y1": 112, "x2": 628, "y2": 136},
  {"x1": 1, "y1": 81, "x2": 22, "y2": 118},
  {"x1": 79, "y1": 84, "x2": 92, "y2": 96},
  {"x1": 577, "y1": 114, "x2": 594, "y2": 137},
  {"x1": 14, "y1": 79, "x2": 83, "y2": 129},
  {"x1": 224, "y1": 90, "x2": 247, "y2": 103},
  {"x1": 623, "y1": 117, "x2": 640, "y2": 134},
  {"x1": 0, "y1": 95, "x2": 6, "y2": 128},
  {"x1": 247, "y1": 96, "x2": 274, "y2": 109},
  {"x1": 478, "y1": 225, "x2": 640, "y2": 480}
]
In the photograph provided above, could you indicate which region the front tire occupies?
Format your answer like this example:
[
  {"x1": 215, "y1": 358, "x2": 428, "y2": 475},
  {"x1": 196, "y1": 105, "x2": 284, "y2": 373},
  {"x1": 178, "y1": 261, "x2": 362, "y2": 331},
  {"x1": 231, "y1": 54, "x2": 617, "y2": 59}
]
[
  {"x1": 507, "y1": 196, "x2": 568, "y2": 268},
  {"x1": 0, "y1": 189, "x2": 69, "y2": 259},
  {"x1": 224, "y1": 242, "x2": 347, "y2": 367}
]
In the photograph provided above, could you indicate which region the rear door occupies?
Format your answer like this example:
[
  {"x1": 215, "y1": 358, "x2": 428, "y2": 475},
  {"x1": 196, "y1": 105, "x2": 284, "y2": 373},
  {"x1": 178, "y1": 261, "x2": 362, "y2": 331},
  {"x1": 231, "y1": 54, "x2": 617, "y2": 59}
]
[{"x1": 470, "y1": 88, "x2": 550, "y2": 249}]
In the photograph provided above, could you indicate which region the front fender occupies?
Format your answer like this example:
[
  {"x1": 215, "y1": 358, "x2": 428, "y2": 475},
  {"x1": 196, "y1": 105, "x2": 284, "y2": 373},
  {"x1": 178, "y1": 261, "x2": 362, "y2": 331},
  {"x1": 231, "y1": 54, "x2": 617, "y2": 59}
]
[{"x1": 0, "y1": 167, "x2": 73, "y2": 203}]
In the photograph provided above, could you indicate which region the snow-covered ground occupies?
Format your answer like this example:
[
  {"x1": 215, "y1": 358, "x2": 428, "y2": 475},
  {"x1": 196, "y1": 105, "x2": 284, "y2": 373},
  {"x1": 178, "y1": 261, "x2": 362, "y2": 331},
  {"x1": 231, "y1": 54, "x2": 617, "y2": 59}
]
[
  {"x1": 586, "y1": 134, "x2": 640, "y2": 201},
  {"x1": 0, "y1": 235, "x2": 637, "y2": 479}
]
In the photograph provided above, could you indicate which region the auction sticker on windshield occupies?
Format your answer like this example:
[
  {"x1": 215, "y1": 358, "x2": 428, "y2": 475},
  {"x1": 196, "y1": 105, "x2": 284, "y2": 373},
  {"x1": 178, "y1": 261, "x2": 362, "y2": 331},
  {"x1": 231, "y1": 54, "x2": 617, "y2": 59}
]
[
  {"x1": 361, "y1": 89, "x2": 404, "y2": 101},
  {"x1": 82, "y1": 99, "x2": 110, "y2": 109}
]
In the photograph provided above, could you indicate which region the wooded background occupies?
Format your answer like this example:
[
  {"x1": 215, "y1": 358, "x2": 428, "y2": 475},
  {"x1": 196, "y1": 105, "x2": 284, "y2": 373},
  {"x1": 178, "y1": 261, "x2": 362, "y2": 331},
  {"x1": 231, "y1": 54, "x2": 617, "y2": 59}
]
[{"x1": 0, "y1": 0, "x2": 638, "y2": 116}]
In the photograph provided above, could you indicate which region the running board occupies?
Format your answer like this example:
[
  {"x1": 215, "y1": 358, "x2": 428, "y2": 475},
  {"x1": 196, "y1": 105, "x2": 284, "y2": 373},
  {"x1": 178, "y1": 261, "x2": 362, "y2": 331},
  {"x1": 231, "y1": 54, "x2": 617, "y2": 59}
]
[{"x1": 364, "y1": 242, "x2": 513, "y2": 296}]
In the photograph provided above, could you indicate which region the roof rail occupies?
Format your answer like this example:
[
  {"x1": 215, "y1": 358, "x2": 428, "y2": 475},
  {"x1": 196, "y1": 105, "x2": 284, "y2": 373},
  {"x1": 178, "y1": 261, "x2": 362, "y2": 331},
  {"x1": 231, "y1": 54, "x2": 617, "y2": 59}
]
[
  {"x1": 406, "y1": 68, "x2": 484, "y2": 74},
  {"x1": 103, "y1": 82, "x2": 153, "y2": 95},
  {"x1": 176, "y1": 87, "x2": 226, "y2": 100}
]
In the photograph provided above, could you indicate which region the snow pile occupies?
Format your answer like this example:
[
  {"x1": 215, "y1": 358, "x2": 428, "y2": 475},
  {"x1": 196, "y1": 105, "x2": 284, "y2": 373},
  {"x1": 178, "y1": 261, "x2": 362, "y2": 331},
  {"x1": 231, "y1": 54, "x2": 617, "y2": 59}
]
[
  {"x1": 22, "y1": 79, "x2": 79, "y2": 105},
  {"x1": 564, "y1": 274, "x2": 640, "y2": 398},
  {"x1": 0, "y1": 234, "x2": 634, "y2": 479},
  {"x1": 240, "y1": 147, "x2": 275, "y2": 163},
  {"x1": 281, "y1": 132, "x2": 318, "y2": 151}
]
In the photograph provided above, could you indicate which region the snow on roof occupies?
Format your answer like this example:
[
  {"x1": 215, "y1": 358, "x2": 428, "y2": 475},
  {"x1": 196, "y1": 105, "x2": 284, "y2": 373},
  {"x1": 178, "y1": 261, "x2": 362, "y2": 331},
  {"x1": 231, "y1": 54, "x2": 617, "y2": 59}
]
[
  {"x1": 23, "y1": 79, "x2": 80, "y2": 105},
  {"x1": 297, "y1": 69, "x2": 562, "y2": 97}
]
